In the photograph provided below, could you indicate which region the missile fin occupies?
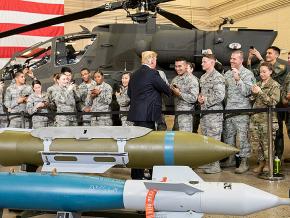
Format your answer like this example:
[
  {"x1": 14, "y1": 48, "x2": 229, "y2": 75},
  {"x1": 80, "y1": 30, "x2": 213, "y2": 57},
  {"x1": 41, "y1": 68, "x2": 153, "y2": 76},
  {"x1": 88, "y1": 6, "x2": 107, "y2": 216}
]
[
  {"x1": 152, "y1": 166, "x2": 204, "y2": 182},
  {"x1": 143, "y1": 182, "x2": 203, "y2": 195},
  {"x1": 155, "y1": 211, "x2": 203, "y2": 218}
]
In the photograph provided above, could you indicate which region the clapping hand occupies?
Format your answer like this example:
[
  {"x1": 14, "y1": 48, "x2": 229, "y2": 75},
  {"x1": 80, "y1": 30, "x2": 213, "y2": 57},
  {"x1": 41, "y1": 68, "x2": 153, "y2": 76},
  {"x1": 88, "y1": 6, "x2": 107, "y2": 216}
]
[
  {"x1": 251, "y1": 84, "x2": 261, "y2": 94},
  {"x1": 170, "y1": 84, "x2": 181, "y2": 96},
  {"x1": 198, "y1": 94, "x2": 205, "y2": 105}
]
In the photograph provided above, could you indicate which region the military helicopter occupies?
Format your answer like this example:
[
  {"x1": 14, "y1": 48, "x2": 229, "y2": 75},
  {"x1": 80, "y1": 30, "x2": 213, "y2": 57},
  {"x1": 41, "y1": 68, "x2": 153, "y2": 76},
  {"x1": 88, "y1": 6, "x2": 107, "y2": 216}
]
[{"x1": 0, "y1": 0, "x2": 278, "y2": 87}]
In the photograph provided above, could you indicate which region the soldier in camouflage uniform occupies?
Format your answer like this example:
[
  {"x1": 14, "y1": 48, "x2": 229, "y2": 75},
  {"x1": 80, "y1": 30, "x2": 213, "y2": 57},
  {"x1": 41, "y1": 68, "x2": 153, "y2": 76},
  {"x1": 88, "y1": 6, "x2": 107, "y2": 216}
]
[
  {"x1": 171, "y1": 57, "x2": 199, "y2": 132},
  {"x1": 62, "y1": 67, "x2": 80, "y2": 123},
  {"x1": 198, "y1": 54, "x2": 225, "y2": 174},
  {"x1": 116, "y1": 72, "x2": 133, "y2": 126},
  {"x1": 247, "y1": 46, "x2": 287, "y2": 159},
  {"x1": 250, "y1": 62, "x2": 280, "y2": 173},
  {"x1": 47, "y1": 73, "x2": 60, "y2": 126},
  {"x1": 0, "y1": 81, "x2": 7, "y2": 128},
  {"x1": 4, "y1": 71, "x2": 33, "y2": 128},
  {"x1": 86, "y1": 70, "x2": 113, "y2": 126},
  {"x1": 78, "y1": 68, "x2": 96, "y2": 126},
  {"x1": 223, "y1": 50, "x2": 256, "y2": 174},
  {"x1": 26, "y1": 80, "x2": 50, "y2": 128},
  {"x1": 281, "y1": 72, "x2": 290, "y2": 139},
  {"x1": 52, "y1": 73, "x2": 78, "y2": 127}
]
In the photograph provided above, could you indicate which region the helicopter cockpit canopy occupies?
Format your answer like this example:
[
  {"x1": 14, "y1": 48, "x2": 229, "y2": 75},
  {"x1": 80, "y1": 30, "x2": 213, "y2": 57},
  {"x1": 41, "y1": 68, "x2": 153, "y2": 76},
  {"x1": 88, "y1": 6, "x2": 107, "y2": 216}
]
[
  {"x1": 0, "y1": 41, "x2": 52, "y2": 80},
  {"x1": 0, "y1": 32, "x2": 97, "y2": 81},
  {"x1": 55, "y1": 33, "x2": 96, "y2": 66}
]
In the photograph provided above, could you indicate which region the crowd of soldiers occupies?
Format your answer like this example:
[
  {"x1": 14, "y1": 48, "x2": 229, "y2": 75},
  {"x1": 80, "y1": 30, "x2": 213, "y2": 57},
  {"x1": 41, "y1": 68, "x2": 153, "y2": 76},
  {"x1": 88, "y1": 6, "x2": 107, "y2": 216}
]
[{"x1": 0, "y1": 46, "x2": 289, "y2": 176}]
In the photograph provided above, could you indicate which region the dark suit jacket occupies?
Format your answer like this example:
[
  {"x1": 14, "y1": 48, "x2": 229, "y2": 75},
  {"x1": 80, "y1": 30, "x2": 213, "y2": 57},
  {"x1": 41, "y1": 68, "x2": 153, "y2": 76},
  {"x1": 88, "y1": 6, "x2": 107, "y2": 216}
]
[{"x1": 127, "y1": 65, "x2": 171, "y2": 122}]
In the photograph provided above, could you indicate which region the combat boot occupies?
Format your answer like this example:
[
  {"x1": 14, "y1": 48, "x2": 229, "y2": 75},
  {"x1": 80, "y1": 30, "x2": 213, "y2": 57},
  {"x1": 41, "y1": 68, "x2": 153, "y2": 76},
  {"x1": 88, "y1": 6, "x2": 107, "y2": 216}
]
[
  {"x1": 263, "y1": 160, "x2": 269, "y2": 173},
  {"x1": 235, "y1": 158, "x2": 249, "y2": 174},
  {"x1": 204, "y1": 161, "x2": 222, "y2": 174},
  {"x1": 198, "y1": 164, "x2": 210, "y2": 169},
  {"x1": 252, "y1": 160, "x2": 265, "y2": 173},
  {"x1": 220, "y1": 155, "x2": 236, "y2": 168}
]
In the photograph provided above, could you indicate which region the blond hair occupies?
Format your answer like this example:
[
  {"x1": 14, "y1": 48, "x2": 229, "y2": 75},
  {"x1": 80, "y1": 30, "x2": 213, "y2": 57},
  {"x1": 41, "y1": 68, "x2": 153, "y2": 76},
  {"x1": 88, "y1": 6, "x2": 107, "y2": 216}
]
[{"x1": 142, "y1": 51, "x2": 157, "y2": 65}]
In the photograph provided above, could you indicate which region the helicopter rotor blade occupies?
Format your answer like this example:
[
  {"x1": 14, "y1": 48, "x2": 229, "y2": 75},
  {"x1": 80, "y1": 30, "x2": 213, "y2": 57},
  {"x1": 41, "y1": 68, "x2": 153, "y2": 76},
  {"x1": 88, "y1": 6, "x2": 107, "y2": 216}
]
[
  {"x1": 157, "y1": 7, "x2": 197, "y2": 29},
  {"x1": 0, "y1": 2, "x2": 123, "y2": 39}
]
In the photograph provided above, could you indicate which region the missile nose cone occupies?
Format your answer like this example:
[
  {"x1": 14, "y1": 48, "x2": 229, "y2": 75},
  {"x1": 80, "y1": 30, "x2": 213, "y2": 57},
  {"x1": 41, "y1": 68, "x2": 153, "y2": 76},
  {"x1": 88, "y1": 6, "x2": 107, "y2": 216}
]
[
  {"x1": 203, "y1": 135, "x2": 240, "y2": 156},
  {"x1": 181, "y1": 133, "x2": 239, "y2": 167}
]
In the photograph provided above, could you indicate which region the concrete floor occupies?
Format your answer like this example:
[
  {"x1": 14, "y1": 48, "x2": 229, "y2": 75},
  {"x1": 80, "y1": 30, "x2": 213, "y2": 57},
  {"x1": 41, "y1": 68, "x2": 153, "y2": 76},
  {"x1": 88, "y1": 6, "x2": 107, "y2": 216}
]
[{"x1": 1, "y1": 121, "x2": 290, "y2": 218}]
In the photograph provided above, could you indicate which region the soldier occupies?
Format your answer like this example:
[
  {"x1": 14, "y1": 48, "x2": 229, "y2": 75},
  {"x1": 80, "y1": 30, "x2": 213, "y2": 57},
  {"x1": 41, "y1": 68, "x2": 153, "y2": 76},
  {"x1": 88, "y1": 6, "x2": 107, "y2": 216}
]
[
  {"x1": 247, "y1": 46, "x2": 288, "y2": 159},
  {"x1": 171, "y1": 57, "x2": 199, "y2": 132},
  {"x1": 61, "y1": 67, "x2": 79, "y2": 98},
  {"x1": 86, "y1": 70, "x2": 113, "y2": 126},
  {"x1": 62, "y1": 67, "x2": 80, "y2": 123},
  {"x1": 47, "y1": 73, "x2": 60, "y2": 126},
  {"x1": 26, "y1": 80, "x2": 50, "y2": 128},
  {"x1": 282, "y1": 72, "x2": 290, "y2": 139},
  {"x1": 78, "y1": 68, "x2": 96, "y2": 126},
  {"x1": 198, "y1": 54, "x2": 225, "y2": 174},
  {"x1": 223, "y1": 50, "x2": 255, "y2": 173},
  {"x1": 4, "y1": 71, "x2": 32, "y2": 128},
  {"x1": 0, "y1": 80, "x2": 7, "y2": 128},
  {"x1": 116, "y1": 72, "x2": 133, "y2": 126},
  {"x1": 250, "y1": 62, "x2": 280, "y2": 173},
  {"x1": 52, "y1": 73, "x2": 77, "y2": 127}
]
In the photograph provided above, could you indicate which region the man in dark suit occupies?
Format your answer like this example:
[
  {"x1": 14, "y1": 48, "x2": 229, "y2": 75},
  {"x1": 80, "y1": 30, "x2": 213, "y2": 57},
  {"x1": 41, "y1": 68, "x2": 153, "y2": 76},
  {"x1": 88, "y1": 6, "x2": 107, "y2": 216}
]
[
  {"x1": 127, "y1": 51, "x2": 171, "y2": 180},
  {"x1": 128, "y1": 51, "x2": 171, "y2": 130}
]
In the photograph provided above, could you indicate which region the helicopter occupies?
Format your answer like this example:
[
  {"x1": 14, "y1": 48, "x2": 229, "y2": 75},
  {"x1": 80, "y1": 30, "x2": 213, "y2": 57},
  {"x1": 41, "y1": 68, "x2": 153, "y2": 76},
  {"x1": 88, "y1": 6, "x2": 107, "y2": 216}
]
[{"x1": 0, "y1": 0, "x2": 278, "y2": 88}]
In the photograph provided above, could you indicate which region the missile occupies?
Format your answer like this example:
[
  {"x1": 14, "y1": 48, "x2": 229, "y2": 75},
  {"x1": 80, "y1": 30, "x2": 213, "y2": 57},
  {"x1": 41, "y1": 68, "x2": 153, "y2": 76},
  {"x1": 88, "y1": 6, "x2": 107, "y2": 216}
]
[
  {"x1": 0, "y1": 166, "x2": 289, "y2": 217},
  {"x1": 0, "y1": 126, "x2": 238, "y2": 173}
]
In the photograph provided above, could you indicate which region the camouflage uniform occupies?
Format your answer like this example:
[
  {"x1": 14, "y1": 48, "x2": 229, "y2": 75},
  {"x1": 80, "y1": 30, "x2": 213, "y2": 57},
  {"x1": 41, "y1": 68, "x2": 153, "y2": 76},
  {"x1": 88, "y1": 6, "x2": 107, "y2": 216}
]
[
  {"x1": 249, "y1": 78, "x2": 280, "y2": 161},
  {"x1": 248, "y1": 60, "x2": 287, "y2": 158},
  {"x1": 0, "y1": 83, "x2": 7, "y2": 128},
  {"x1": 46, "y1": 84, "x2": 59, "y2": 126},
  {"x1": 200, "y1": 69, "x2": 225, "y2": 173},
  {"x1": 224, "y1": 66, "x2": 255, "y2": 158},
  {"x1": 116, "y1": 86, "x2": 133, "y2": 126},
  {"x1": 51, "y1": 86, "x2": 77, "y2": 127},
  {"x1": 200, "y1": 69, "x2": 225, "y2": 140},
  {"x1": 86, "y1": 82, "x2": 113, "y2": 126},
  {"x1": 281, "y1": 72, "x2": 290, "y2": 139},
  {"x1": 4, "y1": 83, "x2": 32, "y2": 128},
  {"x1": 26, "y1": 92, "x2": 49, "y2": 128},
  {"x1": 171, "y1": 73, "x2": 199, "y2": 132},
  {"x1": 78, "y1": 80, "x2": 96, "y2": 126}
]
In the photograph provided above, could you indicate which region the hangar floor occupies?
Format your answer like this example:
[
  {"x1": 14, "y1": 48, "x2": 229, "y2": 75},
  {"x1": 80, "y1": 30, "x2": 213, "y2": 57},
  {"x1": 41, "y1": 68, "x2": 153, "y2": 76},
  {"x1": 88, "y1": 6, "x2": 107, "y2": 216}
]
[{"x1": 1, "y1": 120, "x2": 290, "y2": 218}]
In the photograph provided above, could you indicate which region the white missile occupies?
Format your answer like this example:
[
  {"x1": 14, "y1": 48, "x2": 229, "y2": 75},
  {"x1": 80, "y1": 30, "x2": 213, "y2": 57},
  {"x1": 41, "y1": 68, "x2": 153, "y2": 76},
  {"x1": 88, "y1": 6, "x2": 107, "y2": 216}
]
[{"x1": 124, "y1": 166, "x2": 290, "y2": 217}]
